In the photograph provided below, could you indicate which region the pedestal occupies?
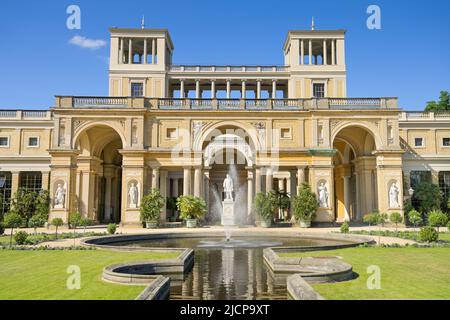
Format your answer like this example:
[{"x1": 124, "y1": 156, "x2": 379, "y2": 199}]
[{"x1": 222, "y1": 199, "x2": 236, "y2": 227}]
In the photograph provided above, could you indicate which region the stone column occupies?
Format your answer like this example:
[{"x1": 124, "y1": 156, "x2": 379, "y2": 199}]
[
  {"x1": 300, "y1": 40, "x2": 304, "y2": 65},
  {"x1": 226, "y1": 80, "x2": 231, "y2": 99},
  {"x1": 183, "y1": 167, "x2": 191, "y2": 196},
  {"x1": 194, "y1": 167, "x2": 202, "y2": 197},
  {"x1": 323, "y1": 39, "x2": 327, "y2": 65},
  {"x1": 343, "y1": 176, "x2": 351, "y2": 222},
  {"x1": 355, "y1": 173, "x2": 361, "y2": 221},
  {"x1": 247, "y1": 170, "x2": 254, "y2": 221},
  {"x1": 255, "y1": 167, "x2": 262, "y2": 194},
  {"x1": 11, "y1": 171, "x2": 20, "y2": 198},
  {"x1": 104, "y1": 176, "x2": 113, "y2": 222},
  {"x1": 172, "y1": 178, "x2": 179, "y2": 197},
  {"x1": 272, "y1": 80, "x2": 277, "y2": 99},
  {"x1": 211, "y1": 80, "x2": 216, "y2": 99},
  {"x1": 41, "y1": 172, "x2": 50, "y2": 190},
  {"x1": 128, "y1": 39, "x2": 133, "y2": 64},
  {"x1": 278, "y1": 178, "x2": 284, "y2": 192},
  {"x1": 297, "y1": 166, "x2": 306, "y2": 192},
  {"x1": 160, "y1": 170, "x2": 168, "y2": 222},
  {"x1": 204, "y1": 170, "x2": 210, "y2": 210},
  {"x1": 332, "y1": 39, "x2": 336, "y2": 65},
  {"x1": 152, "y1": 38, "x2": 156, "y2": 64},
  {"x1": 143, "y1": 38, "x2": 148, "y2": 64},
  {"x1": 309, "y1": 40, "x2": 312, "y2": 65},
  {"x1": 180, "y1": 80, "x2": 185, "y2": 98},
  {"x1": 241, "y1": 80, "x2": 246, "y2": 99},
  {"x1": 195, "y1": 80, "x2": 201, "y2": 99},
  {"x1": 265, "y1": 167, "x2": 273, "y2": 192},
  {"x1": 257, "y1": 80, "x2": 261, "y2": 99},
  {"x1": 152, "y1": 167, "x2": 160, "y2": 190},
  {"x1": 119, "y1": 38, "x2": 124, "y2": 64}
]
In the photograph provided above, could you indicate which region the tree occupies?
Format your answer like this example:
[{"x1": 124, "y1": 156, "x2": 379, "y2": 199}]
[
  {"x1": 11, "y1": 188, "x2": 37, "y2": 227},
  {"x1": 389, "y1": 212, "x2": 403, "y2": 232},
  {"x1": 176, "y1": 196, "x2": 207, "y2": 220},
  {"x1": 28, "y1": 214, "x2": 47, "y2": 236},
  {"x1": 3, "y1": 212, "x2": 24, "y2": 247},
  {"x1": 254, "y1": 192, "x2": 277, "y2": 225},
  {"x1": 35, "y1": 190, "x2": 50, "y2": 221},
  {"x1": 140, "y1": 189, "x2": 165, "y2": 225},
  {"x1": 427, "y1": 210, "x2": 448, "y2": 233},
  {"x1": 80, "y1": 218, "x2": 93, "y2": 234},
  {"x1": 273, "y1": 190, "x2": 291, "y2": 220},
  {"x1": 292, "y1": 183, "x2": 318, "y2": 224},
  {"x1": 425, "y1": 91, "x2": 450, "y2": 111},
  {"x1": 51, "y1": 218, "x2": 64, "y2": 240},
  {"x1": 412, "y1": 182, "x2": 442, "y2": 214},
  {"x1": 408, "y1": 210, "x2": 423, "y2": 228},
  {"x1": 69, "y1": 212, "x2": 82, "y2": 245}
]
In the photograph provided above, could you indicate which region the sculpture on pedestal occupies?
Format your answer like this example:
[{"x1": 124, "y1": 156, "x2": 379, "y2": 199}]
[
  {"x1": 54, "y1": 183, "x2": 66, "y2": 209},
  {"x1": 129, "y1": 182, "x2": 139, "y2": 209},
  {"x1": 223, "y1": 174, "x2": 234, "y2": 202},
  {"x1": 389, "y1": 182, "x2": 400, "y2": 208},
  {"x1": 222, "y1": 174, "x2": 236, "y2": 227},
  {"x1": 318, "y1": 182, "x2": 329, "y2": 208}
]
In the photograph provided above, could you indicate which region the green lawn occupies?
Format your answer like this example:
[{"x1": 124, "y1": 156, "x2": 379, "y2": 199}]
[
  {"x1": 281, "y1": 247, "x2": 450, "y2": 300},
  {"x1": 0, "y1": 249, "x2": 179, "y2": 300},
  {"x1": 439, "y1": 232, "x2": 450, "y2": 242}
]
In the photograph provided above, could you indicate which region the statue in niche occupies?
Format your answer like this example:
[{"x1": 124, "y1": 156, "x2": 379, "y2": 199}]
[
  {"x1": 389, "y1": 182, "x2": 400, "y2": 208},
  {"x1": 318, "y1": 182, "x2": 329, "y2": 208},
  {"x1": 223, "y1": 174, "x2": 234, "y2": 202},
  {"x1": 129, "y1": 182, "x2": 139, "y2": 208},
  {"x1": 54, "y1": 183, "x2": 66, "y2": 209}
]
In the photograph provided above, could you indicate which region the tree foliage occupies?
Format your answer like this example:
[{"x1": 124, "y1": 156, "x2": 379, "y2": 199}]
[
  {"x1": 176, "y1": 196, "x2": 207, "y2": 220},
  {"x1": 292, "y1": 183, "x2": 318, "y2": 222},
  {"x1": 427, "y1": 210, "x2": 448, "y2": 233},
  {"x1": 140, "y1": 188, "x2": 165, "y2": 223},
  {"x1": 412, "y1": 182, "x2": 442, "y2": 214},
  {"x1": 254, "y1": 192, "x2": 277, "y2": 223},
  {"x1": 425, "y1": 91, "x2": 450, "y2": 111}
]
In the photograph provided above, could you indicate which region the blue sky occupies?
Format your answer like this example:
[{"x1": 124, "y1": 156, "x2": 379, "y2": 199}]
[{"x1": 0, "y1": 0, "x2": 449, "y2": 110}]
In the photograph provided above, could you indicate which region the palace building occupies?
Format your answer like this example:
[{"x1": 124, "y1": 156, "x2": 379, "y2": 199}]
[{"x1": 1, "y1": 26, "x2": 449, "y2": 225}]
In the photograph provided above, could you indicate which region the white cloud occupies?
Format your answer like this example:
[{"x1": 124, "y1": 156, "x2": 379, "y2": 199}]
[{"x1": 69, "y1": 35, "x2": 107, "y2": 50}]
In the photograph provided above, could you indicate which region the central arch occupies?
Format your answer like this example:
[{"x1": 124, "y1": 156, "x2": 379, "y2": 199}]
[
  {"x1": 73, "y1": 123, "x2": 124, "y2": 223},
  {"x1": 332, "y1": 125, "x2": 379, "y2": 222}
]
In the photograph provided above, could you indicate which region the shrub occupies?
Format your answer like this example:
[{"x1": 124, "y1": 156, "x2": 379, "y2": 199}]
[
  {"x1": 4, "y1": 212, "x2": 24, "y2": 247},
  {"x1": 340, "y1": 221, "x2": 350, "y2": 234},
  {"x1": 363, "y1": 211, "x2": 381, "y2": 226},
  {"x1": 10, "y1": 188, "x2": 37, "y2": 227},
  {"x1": 412, "y1": 182, "x2": 442, "y2": 214},
  {"x1": 254, "y1": 192, "x2": 277, "y2": 224},
  {"x1": 419, "y1": 226, "x2": 439, "y2": 243},
  {"x1": 35, "y1": 190, "x2": 50, "y2": 221},
  {"x1": 107, "y1": 223, "x2": 117, "y2": 235},
  {"x1": 69, "y1": 212, "x2": 82, "y2": 230},
  {"x1": 14, "y1": 231, "x2": 29, "y2": 245},
  {"x1": 0, "y1": 223, "x2": 4, "y2": 236},
  {"x1": 28, "y1": 214, "x2": 47, "y2": 235},
  {"x1": 447, "y1": 220, "x2": 450, "y2": 232},
  {"x1": 140, "y1": 189, "x2": 165, "y2": 224},
  {"x1": 51, "y1": 218, "x2": 64, "y2": 240},
  {"x1": 389, "y1": 212, "x2": 403, "y2": 231},
  {"x1": 176, "y1": 196, "x2": 207, "y2": 220},
  {"x1": 408, "y1": 210, "x2": 423, "y2": 228},
  {"x1": 292, "y1": 183, "x2": 318, "y2": 222},
  {"x1": 80, "y1": 218, "x2": 94, "y2": 233},
  {"x1": 427, "y1": 210, "x2": 448, "y2": 233}
]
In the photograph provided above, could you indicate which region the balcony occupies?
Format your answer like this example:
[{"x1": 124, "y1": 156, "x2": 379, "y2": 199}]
[
  {"x1": 0, "y1": 110, "x2": 52, "y2": 120},
  {"x1": 399, "y1": 111, "x2": 450, "y2": 121},
  {"x1": 168, "y1": 65, "x2": 290, "y2": 73},
  {"x1": 54, "y1": 96, "x2": 398, "y2": 111}
]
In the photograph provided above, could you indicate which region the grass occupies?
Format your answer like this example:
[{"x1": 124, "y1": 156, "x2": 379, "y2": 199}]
[
  {"x1": 349, "y1": 230, "x2": 450, "y2": 243},
  {"x1": 0, "y1": 249, "x2": 179, "y2": 300},
  {"x1": 280, "y1": 246, "x2": 450, "y2": 299},
  {"x1": 0, "y1": 232, "x2": 106, "y2": 246}
]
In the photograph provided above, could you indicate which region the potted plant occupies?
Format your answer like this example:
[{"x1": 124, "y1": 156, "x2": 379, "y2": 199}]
[
  {"x1": 176, "y1": 195, "x2": 207, "y2": 228},
  {"x1": 166, "y1": 197, "x2": 178, "y2": 222},
  {"x1": 293, "y1": 183, "x2": 318, "y2": 228},
  {"x1": 140, "y1": 188, "x2": 165, "y2": 229},
  {"x1": 254, "y1": 192, "x2": 276, "y2": 228}
]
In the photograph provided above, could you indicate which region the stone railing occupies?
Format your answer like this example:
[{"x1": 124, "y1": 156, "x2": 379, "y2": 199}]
[
  {"x1": 169, "y1": 65, "x2": 290, "y2": 73},
  {"x1": 53, "y1": 96, "x2": 398, "y2": 111},
  {"x1": 399, "y1": 111, "x2": 450, "y2": 121},
  {"x1": 0, "y1": 110, "x2": 52, "y2": 120}
]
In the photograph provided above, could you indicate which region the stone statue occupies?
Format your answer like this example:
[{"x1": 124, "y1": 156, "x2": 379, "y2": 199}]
[
  {"x1": 389, "y1": 182, "x2": 400, "y2": 208},
  {"x1": 54, "y1": 183, "x2": 66, "y2": 209},
  {"x1": 318, "y1": 182, "x2": 329, "y2": 208},
  {"x1": 223, "y1": 174, "x2": 234, "y2": 202},
  {"x1": 129, "y1": 182, "x2": 139, "y2": 208}
]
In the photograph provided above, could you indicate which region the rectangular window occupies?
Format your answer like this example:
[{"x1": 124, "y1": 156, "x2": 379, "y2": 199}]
[
  {"x1": 28, "y1": 137, "x2": 39, "y2": 147},
  {"x1": 0, "y1": 137, "x2": 9, "y2": 147},
  {"x1": 410, "y1": 171, "x2": 432, "y2": 189},
  {"x1": 19, "y1": 172, "x2": 42, "y2": 193},
  {"x1": 439, "y1": 171, "x2": 450, "y2": 199},
  {"x1": 0, "y1": 172, "x2": 12, "y2": 214},
  {"x1": 414, "y1": 137, "x2": 424, "y2": 147},
  {"x1": 166, "y1": 128, "x2": 178, "y2": 139},
  {"x1": 313, "y1": 83, "x2": 325, "y2": 98},
  {"x1": 443, "y1": 138, "x2": 450, "y2": 147},
  {"x1": 130, "y1": 82, "x2": 144, "y2": 97},
  {"x1": 280, "y1": 128, "x2": 292, "y2": 139}
]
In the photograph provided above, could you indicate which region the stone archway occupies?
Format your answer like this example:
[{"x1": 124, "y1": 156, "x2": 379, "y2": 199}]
[
  {"x1": 73, "y1": 124, "x2": 124, "y2": 223},
  {"x1": 332, "y1": 125, "x2": 378, "y2": 222}
]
